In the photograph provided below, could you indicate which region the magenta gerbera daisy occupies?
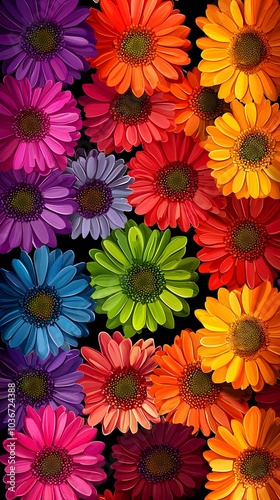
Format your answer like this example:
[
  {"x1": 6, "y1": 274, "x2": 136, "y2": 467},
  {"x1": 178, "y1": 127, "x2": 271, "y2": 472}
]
[
  {"x1": 0, "y1": 405, "x2": 106, "y2": 500},
  {"x1": 112, "y1": 422, "x2": 208, "y2": 500},
  {"x1": 79, "y1": 74, "x2": 175, "y2": 153},
  {"x1": 0, "y1": 76, "x2": 82, "y2": 174}
]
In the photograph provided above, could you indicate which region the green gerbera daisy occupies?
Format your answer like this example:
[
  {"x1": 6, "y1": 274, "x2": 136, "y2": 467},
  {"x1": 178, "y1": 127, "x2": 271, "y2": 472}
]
[{"x1": 87, "y1": 221, "x2": 199, "y2": 337}]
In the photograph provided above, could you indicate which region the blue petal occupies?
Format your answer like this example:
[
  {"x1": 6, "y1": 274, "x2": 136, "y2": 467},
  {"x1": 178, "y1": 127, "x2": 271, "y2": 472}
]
[
  {"x1": 46, "y1": 253, "x2": 64, "y2": 283},
  {"x1": 47, "y1": 325, "x2": 65, "y2": 348},
  {"x1": 21, "y1": 325, "x2": 37, "y2": 355},
  {"x1": 11, "y1": 259, "x2": 33, "y2": 289},
  {"x1": 48, "y1": 339, "x2": 59, "y2": 356},
  {"x1": 0, "y1": 282, "x2": 21, "y2": 297},
  {"x1": 62, "y1": 296, "x2": 90, "y2": 309},
  {"x1": 2, "y1": 270, "x2": 27, "y2": 294},
  {"x1": 34, "y1": 246, "x2": 49, "y2": 285},
  {"x1": 59, "y1": 279, "x2": 89, "y2": 297},
  {"x1": 35, "y1": 328, "x2": 50, "y2": 360},
  {"x1": 9, "y1": 323, "x2": 31, "y2": 349},
  {"x1": 60, "y1": 333, "x2": 78, "y2": 347},
  {"x1": 2, "y1": 318, "x2": 24, "y2": 341},
  {"x1": 0, "y1": 309, "x2": 21, "y2": 326},
  {"x1": 61, "y1": 306, "x2": 94, "y2": 323},
  {"x1": 48, "y1": 249, "x2": 62, "y2": 268},
  {"x1": 48, "y1": 266, "x2": 77, "y2": 288},
  {"x1": 62, "y1": 250, "x2": 75, "y2": 268},
  {"x1": 20, "y1": 252, "x2": 36, "y2": 285},
  {"x1": 56, "y1": 316, "x2": 83, "y2": 337}
]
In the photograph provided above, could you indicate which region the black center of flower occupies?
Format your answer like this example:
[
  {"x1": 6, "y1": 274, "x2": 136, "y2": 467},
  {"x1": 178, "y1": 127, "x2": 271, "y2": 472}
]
[
  {"x1": 225, "y1": 219, "x2": 268, "y2": 261},
  {"x1": 110, "y1": 90, "x2": 152, "y2": 125},
  {"x1": 230, "y1": 29, "x2": 269, "y2": 72},
  {"x1": 154, "y1": 161, "x2": 199, "y2": 202},
  {"x1": 20, "y1": 285, "x2": 62, "y2": 327},
  {"x1": 103, "y1": 367, "x2": 147, "y2": 410},
  {"x1": 120, "y1": 262, "x2": 166, "y2": 304},
  {"x1": 76, "y1": 179, "x2": 113, "y2": 218},
  {"x1": 13, "y1": 107, "x2": 50, "y2": 142},
  {"x1": 138, "y1": 444, "x2": 182, "y2": 483},
  {"x1": 21, "y1": 21, "x2": 64, "y2": 61},
  {"x1": 15, "y1": 368, "x2": 54, "y2": 406},
  {"x1": 32, "y1": 446, "x2": 73, "y2": 484},
  {"x1": 117, "y1": 26, "x2": 156, "y2": 66},
  {"x1": 1, "y1": 182, "x2": 44, "y2": 222}
]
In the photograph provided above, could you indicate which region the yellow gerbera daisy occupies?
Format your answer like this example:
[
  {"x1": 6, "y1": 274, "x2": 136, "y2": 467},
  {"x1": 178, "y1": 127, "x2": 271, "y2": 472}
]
[
  {"x1": 204, "y1": 406, "x2": 280, "y2": 500},
  {"x1": 202, "y1": 99, "x2": 280, "y2": 199},
  {"x1": 196, "y1": 0, "x2": 280, "y2": 103},
  {"x1": 195, "y1": 281, "x2": 280, "y2": 391}
]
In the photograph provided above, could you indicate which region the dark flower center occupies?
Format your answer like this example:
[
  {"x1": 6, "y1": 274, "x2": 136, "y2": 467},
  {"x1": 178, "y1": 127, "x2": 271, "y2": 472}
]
[
  {"x1": 154, "y1": 161, "x2": 199, "y2": 202},
  {"x1": 233, "y1": 129, "x2": 275, "y2": 171},
  {"x1": 138, "y1": 444, "x2": 182, "y2": 483},
  {"x1": 240, "y1": 134, "x2": 268, "y2": 163},
  {"x1": 15, "y1": 368, "x2": 53, "y2": 406},
  {"x1": 120, "y1": 262, "x2": 166, "y2": 304},
  {"x1": 229, "y1": 316, "x2": 268, "y2": 360},
  {"x1": 32, "y1": 446, "x2": 73, "y2": 484},
  {"x1": 225, "y1": 219, "x2": 268, "y2": 261},
  {"x1": 1, "y1": 182, "x2": 44, "y2": 222},
  {"x1": 190, "y1": 87, "x2": 223, "y2": 120},
  {"x1": 20, "y1": 285, "x2": 62, "y2": 327},
  {"x1": 234, "y1": 447, "x2": 277, "y2": 488},
  {"x1": 13, "y1": 107, "x2": 50, "y2": 142},
  {"x1": 117, "y1": 26, "x2": 156, "y2": 66},
  {"x1": 21, "y1": 21, "x2": 64, "y2": 61},
  {"x1": 76, "y1": 180, "x2": 113, "y2": 218},
  {"x1": 103, "y1": 367, "x2": 147, "y2": 410},
  {"x1": 229, "y1": 28, "x2": 270, "y2": 73},
  {"x1": 110, "y1": 91, "x2": 152, "y2": 125},
  {"x1": 179, "y1": 361, "x2": 220, "y2": 408}
]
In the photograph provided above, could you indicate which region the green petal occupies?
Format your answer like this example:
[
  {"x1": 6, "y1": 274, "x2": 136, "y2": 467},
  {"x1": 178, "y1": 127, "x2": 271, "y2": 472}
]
[
  {"x1": 94, "y1": 252, "x2": 123, "y2": 274},
  {"x1": 148, "y1": 300, "x2": 166, "y2": 325},
  {"x1": 119, "y1": 298, "x2": 135, "y2": 324},
  {"x1": 165, "y1": 283, "x2": 198, "y2": 298},
  {"x1": 161, "y1": 249, "x2": 186, "y2": 268},
  {"x1": 156, "y1": 236, "x2": 187, "y2": 265},
  {"x1": 143, "y1": 230, "x2": 160, "y2": 262},
  {"x1": 93, "y1": 286, "x2": 122, "y2": 299},
  {"x1": 174, "y1": 298, "x2": 190, "y2": 317},
  {"x1": 115, "y1": 229, "x2": 133, "y2": 263},
  {"x1": 87, "y1": 262, "x2": 109, "y2": 276},
  {"x1": 128, "y1": 226, "x2": 145, "y2": 260},
  {"x1": 89, "y1": 248, "x2": 99, "y2": 260},
  {"x1": 179, "y1": 257, "x2": 200, "y2": 271},
  {"x1": 102, "y1": 291, "x2": 127, "y2": 317},
  {"x1": 102, "y1": 240, "x2": 130, "y2": 268},
  {"x1": 160, "y1": 301, "x2": 175, "y2": 329},
  {"x1": 106, "y1": 316, "x2": 121, "y2": 329},
  {"x1": 160, "y1": 289, "x2": 183, "y2": 312},
  {"x1": 164, "y1": 270, "x2": 191, "y2": 280},
  {"x1": 94, "y1": 274, "x2": 120, "y2": 286},
  {"x1": 151, "y1": 229, "x2": 171, "y2": 263},
  {"x1": 123, "y1": 323, "x2": 138, "y2": 338},
  {"x1": 132, "y1": 303, "x2": 146, "y2": 331},
  {"x1": 146, "y1": 307, "x2": 158, "y2": 332}
]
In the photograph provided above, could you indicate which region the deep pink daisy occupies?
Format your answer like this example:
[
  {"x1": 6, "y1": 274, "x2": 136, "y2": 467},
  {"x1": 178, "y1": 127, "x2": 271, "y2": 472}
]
[
  {"x1": 255, "y1": 380, "x2": 280, "y2": 416},
  {"x1": 78, "y1": 331, "x2": 160, "y2": 435},
  {"x1": 112, "y1": 422, "x2": 208, "y2": 500},
  {"x1": 0, "y1": 76, "x2": 82, "y2": 174},
  {"x1": 0, "y1": 405, "x2": 106, "y2": 500},
  {"x1": 79, "y1": 74, "x2": 175, "y2": 153}
]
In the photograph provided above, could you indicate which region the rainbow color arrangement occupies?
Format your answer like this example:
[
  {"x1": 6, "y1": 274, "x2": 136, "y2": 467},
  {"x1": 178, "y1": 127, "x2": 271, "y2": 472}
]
[{"x1": 0, "y1": 0, "x2": 280, "y2": 499}]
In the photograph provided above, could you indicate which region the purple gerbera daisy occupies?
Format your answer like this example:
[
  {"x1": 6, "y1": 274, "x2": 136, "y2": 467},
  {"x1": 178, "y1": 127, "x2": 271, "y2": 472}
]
[
  {"x1": 66, "y1": 148, "x2": 133, "y2": 240},
  {"x1": 0, "y1": 168, "x2": 77, "y2": 253},
  {"x1": 0, "y1": 346, "x2": 84, "y2": 431},
  {"x1": 0, "y1": 0, "x2": 97, "y2": 87}
]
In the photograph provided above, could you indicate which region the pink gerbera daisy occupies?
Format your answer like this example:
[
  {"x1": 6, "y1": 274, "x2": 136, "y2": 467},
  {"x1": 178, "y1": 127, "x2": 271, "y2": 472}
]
[
  {"x1": 0, "y1": 405, "x2": 106, "y2": 500},
  {"x1": 0, "y1": 76, "x2": 82, "y2": 174},
  {"x1": 79, "y1": 74, "x2": 175, "y2": 153},
  {"x1": 128, "y1": 132, "x2": 225, "y2": 231},
  {"x1": 78, "y1": 331, "x2": 160, "y2": 434}
]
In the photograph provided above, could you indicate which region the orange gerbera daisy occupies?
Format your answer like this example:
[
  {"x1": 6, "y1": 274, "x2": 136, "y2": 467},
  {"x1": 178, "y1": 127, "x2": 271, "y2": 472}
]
[
  {"x1": 149, "y1": 329, "x2": 250, "y2": 436},
  {"x1": 196, "y1": 0, "x2": 280, "y2": 104},
  {"x1": 195, "y1": 282, "x2": 280, "y2": 392},
  {"x1": 87, "y1": 0, "x2": 191, "y2": 97},
  {"x1": 202, "y1": 99, "x2": 280, "y2": 199},
  {"x1": 204, "y1": 407, "x2": 280, "y2": 500}
]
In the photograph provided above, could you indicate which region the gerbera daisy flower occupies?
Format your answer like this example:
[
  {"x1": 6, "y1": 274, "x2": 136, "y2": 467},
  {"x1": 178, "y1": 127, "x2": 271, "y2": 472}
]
[
  {"x1": 255, "y1": 379, "x2": 280, "y2": 416},
  {"x1": 0, "y1": 0, "x2": 97, "y2": 87},
  {"x1": 79, "y1": 331, "x2": 160, "y2": 434},
  {"x1": 0, "y1": 346, "x2": 84, "y2": 431},
  {"x1": 0, "y1": 404, "x2": 106, "y2": 500},
  {"x1": 0, "y1": 245, "x2": 95, "y2": 359},
  {"x1": 87, "y1": 221, "x2": 199, "y2": 338},
  {"x1": 0, "y1": 76, "x2": 81, "y2": 174},
  {"x1": 202, "y1": 99, "x2": 280, "y2": 198},
  {"x1": 128, "y1": 132, "x2": 225, "y2": 231},
  {"x1": 0, "y1": 168, "x2": 77, "y2": 253},
  {"x1": 149, "y1": 329, "x2": 250, "y2": 437},
  {"x1": 196, "y1": 0, "x2": 280, "y2": 103},
  {"x1": 79, "y1": 74, "x2": 176, "y2": 154},
  {"x1": 194, "y1": 196, "x2": 280, "y2": 290},
  {"x1": 112, "y1": 422, "x2": 208, "y2": 500},
  {"x1": 195, "y1": 281, "x2": 280, "y2": 392},
  {"x1": 87, "y1": 0, "x2": 191, "y2": 98},
  {"x1": 204, "y1": 406, "x2": 280, "y2": 500},
  {"x1": 66, "y1": 148, "x2": 133, "y2": 240}
]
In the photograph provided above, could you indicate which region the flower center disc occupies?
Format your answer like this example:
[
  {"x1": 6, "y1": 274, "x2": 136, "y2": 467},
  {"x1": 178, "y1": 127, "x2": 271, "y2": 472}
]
[
  {"x1": 155, "y1": 161, "x2": 199, "y2": 202},
  {"x1": 179, "y1": 362, "x2": 220, "y2": 408},
  {"x1": 21, "y1": 285, "x2": 62, "y2": 327},
  {"x1": 229, "y1": 28, "x2": 270, "y2": 73},
  {"x1": 110, "y1": 91, "x2": 152, "y2": 125},
  {"x1": 233, "y1": 129, "x2": 275, "y2": 171},
  {"x1": 103, "y1": 368, "x2": 147, "y2": 410},
  {"x1": 225, "y1": 219, "x2": 268, "y2": 261},
  {"x1": 229, "y1": 316, "x2": 268, "y2": 359},
  {"x1": 13, "y1": 107, "x2": 50, "y2": 142},
  {"x1": 117, "y1": 26, "x2": 156, "y2": 66},
  {"x1": 190, "y1": 87, "x2": 223, "y2": 120},
  {"x1": 22, "y1": 21, "x2": 64, "y2": 61},
  {"x1": 32, "y1": 446, "x2": 73, "y2": 484},
  {"x1": 76, "y1": 180, "x2": 113, "y2": 218},
  {"x1": 16, "y1": 369, "x2": 53, "y2": 405},
  {"x1": 2, "y1": 183, "x2": 44, "y2": 222},
  {"x1": 240, "y1": 134, "x2": 268, "y2": 163},
  {"x1": 120, "y1": 262, "x2": 166, "y2": 304},
  {"x1": 234, "y1": 447, "x2": 277, "y2": 488},
  {"x1": 138, "y1": 444, "x2": 182, "y2": 483}
]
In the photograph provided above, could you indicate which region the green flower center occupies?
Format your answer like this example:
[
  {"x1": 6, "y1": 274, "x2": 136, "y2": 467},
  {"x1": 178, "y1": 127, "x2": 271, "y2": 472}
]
[
  {"x1": 225, "y1": 219, "x2": 268, "y2": 262},
  {"x1": 120, "y1": 262, "x2": 166, "y2": 304},
  {"x1": 154, "y1": 161, "x2": 199, "y2": 202},
  {"x1": 9, "y1": 189, "x2": 35, "y2": 214},
  {"x1": 103, "y1": 367, "x2": 147, "y2": 410},
  {"x1": 110, "y1": 90, "x2": 152, "y2": 125},
  {"x1": 19, "y1": 374, "x2": 48, "y2": 400},
  {"x1": 230, "y1": 28, "x2": 269, "y2": 72},
  {"x1": 179, "y1": 362, "x2": 220, "y2": 409},
  {"x1": 233, "y1": 128, "x2": 275, "y2": 171},
  {"x1": 1, "y1": 182, "x2": 44, "y2": 222},
  {"x1": 229, "y1": 316, "x2": 268, "y2": 359},
  {"x1": 27, "y1": 293, "x2": 56, "y2": 321},
  {"x1": 234, "y1": 447, "x2": 277, "y2": 488},
  {"x1": 138, "y1": 444, "x2": 182, "y2": 483},
  {"x1": 29, "y1": 27, "x2": 57, "y2": 54},
  {"x1": 32, "y1": 446, "x2": 73, "y2": 484},
  {"x1": 13, "y1": 107, "x2": 50, "y2": 142},
  {"x1": 16, "y1": 368, "x2": 53, "y2": 406},
  {"x1": 22, "y1": 21, "x2": 64, "y2": 61},
  {"x1": 117, "y1": 26, "x2": 156, "y2": 66},
  {"x1": 239, "y1": 134, "x2": 268, "y2": 163}
]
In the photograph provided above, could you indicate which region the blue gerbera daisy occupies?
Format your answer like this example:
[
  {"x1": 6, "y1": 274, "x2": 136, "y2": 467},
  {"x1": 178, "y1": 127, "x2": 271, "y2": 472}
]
[{"x1": 0, "y1": 245, "x2": 95, "y2": 359}]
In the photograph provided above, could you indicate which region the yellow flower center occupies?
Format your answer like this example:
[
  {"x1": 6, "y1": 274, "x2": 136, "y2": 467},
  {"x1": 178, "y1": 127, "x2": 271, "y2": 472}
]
[
  {"x1": 229, "y1": 28, "x2": 270, "y2": 73},
  {"x1": 116, "y1": 26, "x2": 157, "y2": 66},
  {"x1": 30, "y1": 27, "x2": 57, "y2": 54},
  {"x1": 19, "y1": 373, "x2": 48, "y2": 401},
  {"x1": 233, "y1": 447, "x2": 277, "y2": 488},
  {"x1": 232, "y1": 129, "x2": 276, "y2": 171},
  {"x1": 229, "y1": 316, "x2": 268, "y2": 360},
  {"x1": 190, "y1": 87, "x2": 223, "y2": 120},
  {"x1": 179, "y1": 361, "x2": 220, "y2": 409},
  {"x1": 27, "y1": 293, "x2": 56, "y2": 321}
]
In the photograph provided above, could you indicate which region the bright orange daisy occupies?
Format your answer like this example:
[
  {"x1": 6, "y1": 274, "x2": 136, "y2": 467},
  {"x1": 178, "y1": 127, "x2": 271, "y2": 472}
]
[
  {"x1": 196, "y1": 0, "x2": 280, "y2": 104},
  {"x1": 87, "y1": 0, "x2": 191, "y2": 97},
  {"x1": 149, "y1": 329, "x2": 250, "y2": 436},
  {"x1": 204, "y1": 406, "x2": 280, "y2": 500},
  {"x1": 202, "y1": 99, "x2": 280, "y2": 199},
  {"x1": 195, "y1": 282, "x2": 280, "y2": 392}
]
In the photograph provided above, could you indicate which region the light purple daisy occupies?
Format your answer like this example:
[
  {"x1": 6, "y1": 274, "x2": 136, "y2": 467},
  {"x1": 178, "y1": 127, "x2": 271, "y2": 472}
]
[
  {"x1": 0, "y1": 346, "x2": 84, "y2": 431},
  {"x1": 0, "y1": 168, "x2": 77, "y2": 253},
  {"x1": 66, "y1": 148, "x2": 133, "y2": 240},
  {"x1": 0, "y1": 0, "x2": 97, "y2": 87}
]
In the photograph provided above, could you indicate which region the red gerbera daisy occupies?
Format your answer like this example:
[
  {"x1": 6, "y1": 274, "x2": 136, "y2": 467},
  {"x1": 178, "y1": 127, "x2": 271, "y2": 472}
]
[
  {"x1": 194, "y1": 196, "x2": 280, "y2": 290},
  {"x1": 79, "y1": 74, "x2": 175, "y2": 153},
  {"x1": 127, "y1": 132, "x2": 225, "y2": 231},
  {"x1": 255, "y1": 379, "x2": 280, "y2": 416}
]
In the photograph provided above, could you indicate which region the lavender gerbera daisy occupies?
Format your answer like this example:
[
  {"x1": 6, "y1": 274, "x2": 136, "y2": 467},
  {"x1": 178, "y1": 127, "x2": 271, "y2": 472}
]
[
  {"x1": 67, "y1": 148, "x2": 133, "y2": 240},
  {"x1": 0, "y1": 168, "x2": 77, "y2": 253},
  {"x1": 0, "y1": 346, "x2": 84, "y2": 431},
  {"x1": 0, "y1": 0, "x2": 97, "y2": 87}
]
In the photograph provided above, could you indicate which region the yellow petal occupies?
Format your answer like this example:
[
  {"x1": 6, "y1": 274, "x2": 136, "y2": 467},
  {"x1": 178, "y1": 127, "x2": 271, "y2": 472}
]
[
  {"x1": 244, "y1": 406, "x2": 261, "y2": 446},
  {"x1": 245, "y1": 102, "x2": 257, "y2": 127},
  {"x1": 230, "y1": 0, "x2": 244, "y2": 27},
  {"x1": 244, "y1": 360, "x2": 259, "y2": 388},
  {"x1": 249, "y1": 73, "x2": 264, "y2": 104},
  {"x1": 235, "y1": 71, "x2": 248, "y2": 100},
  {"x1": 222, "y1": 112, "x2": 241, "y2": 131},
  {"x1": 199, "y1": 58, "x2": 230, "y2": 72},
  {"x1": 203, "y1": 24, "x2": 232, "y2": 42},
  {"x1": 216, "y1": 165, "x2": 238, "y2": 184},
  {"x1": 225, "y1": 356, "x2": 244, "y2": 383},
  {"x1": 209, "y1": 149, "x2": 231, "y2": 160},
  {"x1": 258, "y1": 170, "x2": 271, "y2": 196},
  {"x1": 232, "y1": 168, "x2": 246, "y2": 193},
  {"x1": 230, "y1": 99, "x2": 248, "y2": 130},
  {"x1": 209, "y1": 459, "x2": 234, "y2": 472},
  {"x1": 214, "y1": 65, "x2": 235, "y2": 85},
  {"x1": 211, "y1": 350, "x2": 235, "y2": 369},
  {"x1": 201, "y1": 48, "x2": 228, "y2": 61},
  {"x1": 247, "y1": 170, "x2": 260, "y2": 198}
]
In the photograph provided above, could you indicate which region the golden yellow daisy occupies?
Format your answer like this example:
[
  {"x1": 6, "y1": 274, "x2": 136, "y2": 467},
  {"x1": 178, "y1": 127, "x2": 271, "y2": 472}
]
[
  {"x1": 204, "y1": 406, "x2": 280, "y2": 500},
  {"x1": 195, "y1": 281, "x2": 280, "y2": 391},
  {"x1": 196, "y1": 0, "x2": 280, "y2": 104},
  {"x1": 202, "y1": 99, "x2": 280, "y2": 199}
]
